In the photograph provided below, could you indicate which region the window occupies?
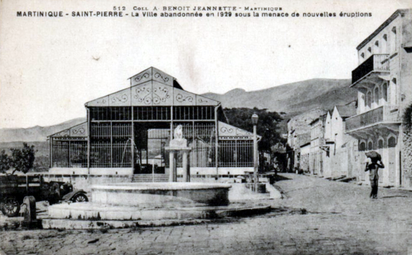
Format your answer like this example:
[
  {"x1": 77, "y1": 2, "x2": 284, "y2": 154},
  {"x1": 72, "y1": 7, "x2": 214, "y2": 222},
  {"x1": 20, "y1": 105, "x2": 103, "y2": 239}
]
[
  {"x1": 133, "y1": 106, "x2": 171, "y2": 120},
  {"x1": 390, "y1": 27, "x2": 397, "y2": 53},
  {"x1": 374, "y1": 87, "x2": 380, "y2": 105},
  {"x1": 368, "y1": 141, "x2": 373, "y2": 150},
  {"x1": 173, "y1": 106, "x2": 215, "y2": 120},
  {"x1": 367, "y1": 91, "x2": 372, "y2": 108},
  {"x1": 382, "y1": 83, "x2": 388, "y2": 102},
  {"x1": 368, "y1": 47, "x2": 372, "y2": 53},
  {"x1": 110, "y1": 107, "x2": 131, "y2": 120},
  {"x1": 391, "y1": 78, "x2": 397, "y2": 104},
  {"x1": 383, "y1": 34, "x2": 388, "y2": 53},
  {"x1": 359, "y1": 142, "x2": 366, "y2": 151},
  {"x1": 388, "y1": 136, "x2": 396, "y2": 148},
  {"x1": 374, "y1": 40, "x2": 380, "y2": 53},
  {"x1": 378, "y1": 139, "x2": 384, "y2": 149}
]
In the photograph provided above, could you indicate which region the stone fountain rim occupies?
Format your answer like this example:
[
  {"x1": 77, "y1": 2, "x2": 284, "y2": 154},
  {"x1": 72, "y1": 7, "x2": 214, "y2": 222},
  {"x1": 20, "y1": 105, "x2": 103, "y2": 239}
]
[{"x1": 91, "y1": 182, "x2": 232, "y2": 191}]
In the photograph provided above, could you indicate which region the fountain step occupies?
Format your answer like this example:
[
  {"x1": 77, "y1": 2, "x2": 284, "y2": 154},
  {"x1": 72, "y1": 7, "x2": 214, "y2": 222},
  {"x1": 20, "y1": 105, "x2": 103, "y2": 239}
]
[
  {"x1": 42, "y1": 205, "x2": 272, "y2": 229},
  {"x1": 42, "y1": 218, "x2": 213, "y2": 229},
  {"x1": 48, "y1": 203, "x2": 219, "y2": 221}
]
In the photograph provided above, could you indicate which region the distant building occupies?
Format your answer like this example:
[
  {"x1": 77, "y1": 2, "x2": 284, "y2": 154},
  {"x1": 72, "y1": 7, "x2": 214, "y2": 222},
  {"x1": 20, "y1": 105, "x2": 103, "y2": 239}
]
[
  {"x1": 323, "y1": 103, "x2": 357, "y2": 178},
  {"x1": 296, "y1": 133, "x2": 311, "y2": 173},
  {"x1": 286, "y1": 108, "x2": 326, "y2": 172},
  {"x1": 309, "y1": 114, "x2": 327, "y2": 176},
  {"x1": 346, "y1": 9, "x2": 412, "y2": 187}
]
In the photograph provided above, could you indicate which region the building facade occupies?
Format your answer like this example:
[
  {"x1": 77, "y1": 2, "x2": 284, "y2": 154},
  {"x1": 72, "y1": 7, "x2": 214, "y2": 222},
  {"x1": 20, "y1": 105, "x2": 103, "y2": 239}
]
[
  {"x1": 323, "y1": 104, "x2": 357, "y2": 178},
  {"x1": 286, "y1": 108, "x2": 326, "y2": 172},
  {"x1": 48, "y1": 67, "x2": 258, "y2": 179},
  {"x1": 309, "y1": 115, "x2": 327, "y2": 176},
  {"x1": 346, "y1": 9, "x2": 412, "y2": 187}
]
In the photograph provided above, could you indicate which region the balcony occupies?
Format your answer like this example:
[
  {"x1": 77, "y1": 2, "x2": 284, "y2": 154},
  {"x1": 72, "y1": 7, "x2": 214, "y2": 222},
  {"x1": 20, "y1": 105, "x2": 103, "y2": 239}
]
[
  {"x1": 351, "y1": 54, "x2": 389, "y2": 87},
  {"x1": 346, "y1": 105, "x2": 400, "y2": 136}
]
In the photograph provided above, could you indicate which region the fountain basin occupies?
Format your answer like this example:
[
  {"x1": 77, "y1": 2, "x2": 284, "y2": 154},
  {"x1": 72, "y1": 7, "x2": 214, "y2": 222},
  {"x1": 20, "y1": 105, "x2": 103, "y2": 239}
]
[
  {"x1": 91, "y1": 182, "x2": 232, "y2": 207},
  {"x1": 48, "y1": 203, "x2": 215, "y2": 221}
]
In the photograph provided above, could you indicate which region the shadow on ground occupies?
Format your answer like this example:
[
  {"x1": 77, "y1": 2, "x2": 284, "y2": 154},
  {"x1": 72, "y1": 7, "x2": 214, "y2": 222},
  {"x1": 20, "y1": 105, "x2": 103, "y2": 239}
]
[{"x1": 273, "y1": 174, "x2": 292, "y2": 182}]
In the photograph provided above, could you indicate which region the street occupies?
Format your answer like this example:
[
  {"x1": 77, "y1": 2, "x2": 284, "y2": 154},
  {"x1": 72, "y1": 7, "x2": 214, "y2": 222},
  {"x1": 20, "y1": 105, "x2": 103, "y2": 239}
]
[{"x1": 1, "y1": 174, "x2": 412, "y2": 254}]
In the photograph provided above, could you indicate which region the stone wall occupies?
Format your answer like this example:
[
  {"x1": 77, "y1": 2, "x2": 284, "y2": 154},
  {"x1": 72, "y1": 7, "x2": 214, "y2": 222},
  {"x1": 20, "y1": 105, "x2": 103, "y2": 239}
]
[
  {"x1": 300, "y1": 153, "x2": 310, "y2": 173},
  {"x1": 402, "y1": 125, "x2": 412, "y2": 188}
]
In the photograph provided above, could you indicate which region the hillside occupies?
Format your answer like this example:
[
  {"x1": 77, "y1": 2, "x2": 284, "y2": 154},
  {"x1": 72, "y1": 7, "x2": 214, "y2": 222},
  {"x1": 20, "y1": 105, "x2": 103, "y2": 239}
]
[
  {"x1": 203, "y1": 78, "x2": 356, "y2": 137},
  {"x1": 203, "y1": 78, "x2": 354, "y2": 113},
  {"x1": 0, "y1": 117, "x2": 85, "y2": 143}
]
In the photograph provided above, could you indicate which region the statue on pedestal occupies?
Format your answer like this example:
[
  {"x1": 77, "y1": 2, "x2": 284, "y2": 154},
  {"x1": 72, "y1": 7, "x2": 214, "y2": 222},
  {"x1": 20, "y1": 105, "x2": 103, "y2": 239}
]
[
  {"x1": 170, "y1": 125, "x2": 187, "y2": 148},
  {"x1": 166, "y1": 125, "x2": 192, "y2": 182},
  {"x1": 174, "y1": 125, "x2": 183, "y2": 139}
]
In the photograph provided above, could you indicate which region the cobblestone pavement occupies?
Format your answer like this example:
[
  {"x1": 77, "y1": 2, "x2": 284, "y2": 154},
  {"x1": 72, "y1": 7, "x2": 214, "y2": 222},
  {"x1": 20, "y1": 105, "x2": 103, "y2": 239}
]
[{"x1": 2, "y1": 174, "x2": 412, "y2": 254}]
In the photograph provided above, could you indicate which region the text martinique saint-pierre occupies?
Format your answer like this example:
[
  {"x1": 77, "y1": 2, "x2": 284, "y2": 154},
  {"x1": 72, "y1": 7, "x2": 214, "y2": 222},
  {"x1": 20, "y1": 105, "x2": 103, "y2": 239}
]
[{"x1": 16, "y1": 6, "x2": 283, "y2": 18}]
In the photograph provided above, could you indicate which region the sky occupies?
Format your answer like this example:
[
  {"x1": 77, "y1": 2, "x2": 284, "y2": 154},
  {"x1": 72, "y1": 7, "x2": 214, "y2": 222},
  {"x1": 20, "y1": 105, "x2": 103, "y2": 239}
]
[{"x1": 0, "y1": 0, "x2": 411, "y2": 129}]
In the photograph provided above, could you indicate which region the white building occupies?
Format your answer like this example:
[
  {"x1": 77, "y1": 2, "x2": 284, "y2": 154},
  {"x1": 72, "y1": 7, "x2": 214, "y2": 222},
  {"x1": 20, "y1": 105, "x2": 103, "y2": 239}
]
[{"x1": 346, "y1": 9, "x2": 412, "y2": 187}]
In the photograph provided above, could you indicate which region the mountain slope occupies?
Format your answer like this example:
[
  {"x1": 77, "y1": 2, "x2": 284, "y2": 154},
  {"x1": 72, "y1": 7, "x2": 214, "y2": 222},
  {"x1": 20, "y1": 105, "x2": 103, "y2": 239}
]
[
  {"x1": 0, "y1": 117, "x2": 86, "y2": 143},
  {"x1": 203, "y1": 78, "x2": 354, "y2": 113}
]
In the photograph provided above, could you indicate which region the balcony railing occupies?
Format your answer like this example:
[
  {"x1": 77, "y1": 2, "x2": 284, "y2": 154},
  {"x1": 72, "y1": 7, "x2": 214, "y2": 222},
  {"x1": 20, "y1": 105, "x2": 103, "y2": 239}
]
[
  {"x1": 352, "y1": 54, "x2": 389, "y2": 85},
  {"x1": 346, "y1": 105, "x2": 399, "y2": 132}
]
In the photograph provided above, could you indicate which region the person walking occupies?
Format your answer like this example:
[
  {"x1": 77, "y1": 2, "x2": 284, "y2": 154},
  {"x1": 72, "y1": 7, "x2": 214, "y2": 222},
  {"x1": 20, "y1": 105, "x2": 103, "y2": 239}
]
[{"x1": 365, "y1": 153, "x2": 384, "y2": 199}]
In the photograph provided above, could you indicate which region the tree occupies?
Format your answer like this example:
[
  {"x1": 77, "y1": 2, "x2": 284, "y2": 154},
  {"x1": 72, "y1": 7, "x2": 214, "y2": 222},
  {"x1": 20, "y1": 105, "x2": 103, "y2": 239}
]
[
  {"x1": 223, "y1": 108, "x2": 288, "y2": 172},
  {"x1": 0, "y1": 150, "x2": 11, "y2": 173},
  {"x1": 10, "y1": 143, "x2": 36, "y2": 174},
  {"x1": 223, "y1": 107, "x2": 285, "y2": 152}
]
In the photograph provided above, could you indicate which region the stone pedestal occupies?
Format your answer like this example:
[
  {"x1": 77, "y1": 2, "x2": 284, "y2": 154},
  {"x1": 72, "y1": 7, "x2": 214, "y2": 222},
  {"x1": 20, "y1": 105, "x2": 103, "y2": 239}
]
[
  {"x1": 166, "y1": 139, "x2": 191, "y2": 182},
  {"x1": 22, "y1": 196, "x2": 37, "y2": 228},
  {"x1": 169, "y1": 150, "x2": 177, "y2": 182}
]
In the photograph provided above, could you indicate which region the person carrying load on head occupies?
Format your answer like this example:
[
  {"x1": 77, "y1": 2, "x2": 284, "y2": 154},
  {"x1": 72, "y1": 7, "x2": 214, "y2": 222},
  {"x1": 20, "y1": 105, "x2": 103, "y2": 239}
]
[{"x1": 365, "y1": 151, "x2": 384, "y2": 199}]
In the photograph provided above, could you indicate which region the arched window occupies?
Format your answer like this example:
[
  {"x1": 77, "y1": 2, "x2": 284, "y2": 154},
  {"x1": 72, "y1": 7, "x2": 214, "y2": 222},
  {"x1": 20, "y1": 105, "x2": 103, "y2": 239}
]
[
  {"x1": 368, "y1": 141, "x2": 373, "y2": 150},
  {"x1": 378, "y1": 139, "x2": 384, "y2": 149},
  {"x1": 391, "y1": 78, "x2": 397, "y2": 104},
  {"x1": 382, "y1": 83, "x2": 388, "y2": 102},
  {"x1": 361, "y1": 52, "x2": 365, "y2": 59},
  {"x1": 368, "y1": 47, "x2": 372, "y2": 53},
  {"x1": 359, "y1": 142, "x2": 366, "y2": 151},
  {"x1": 367, "y1": 91, "x2": 372, "y2": 108},
  {"x1": 383, "y1": 34, "x2": 388, "y2": 53},
  {"x1": 391, "y1": 27, "x2": 397, "y2": 53},
  {"x1": 388, "y1": 136, "x2": 397, "y2": 148},
  {"x1": 374, "y1": 87, "x2": 380, "y2": 105},
  {"x1": 375, "y1": 40, "x2": 380, "y2": 53}
]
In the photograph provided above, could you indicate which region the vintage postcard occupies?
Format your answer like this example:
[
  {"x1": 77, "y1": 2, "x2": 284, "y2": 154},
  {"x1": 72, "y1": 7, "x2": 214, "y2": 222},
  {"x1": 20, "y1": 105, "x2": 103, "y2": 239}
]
[{"x1": 1, "y1": 0, "x2": 412, "y2": 254}]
